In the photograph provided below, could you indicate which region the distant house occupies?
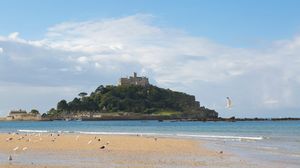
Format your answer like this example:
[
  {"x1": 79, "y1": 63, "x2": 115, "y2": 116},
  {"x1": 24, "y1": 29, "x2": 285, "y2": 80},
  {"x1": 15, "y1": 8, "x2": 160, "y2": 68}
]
[
  {"x1": 6, "y1": 109, "x2": 41, "y2": 121},
  {"x1": 118, "y1": 72, "x2": 149, "y2": 87}
]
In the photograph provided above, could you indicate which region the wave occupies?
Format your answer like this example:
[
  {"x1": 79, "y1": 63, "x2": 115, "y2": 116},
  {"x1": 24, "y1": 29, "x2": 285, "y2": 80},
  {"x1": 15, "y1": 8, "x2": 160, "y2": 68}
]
[
  {"x1": 76, "y1": 131, "x2": 165, "y2": 136},
  {"x1": 18, "y1": 129, "x2": 49, "y2": 133},
  {"x1": 77, "y1": 131, "x2": 263, "y2": 141},
  {"x1": 16, "y1": 129, "x2": 263, "y2": 141},
  {"x1": 175, "y1": 134, "x2": 264, "y2": 140},
  {"x1": 259, "y1": 146, "x2": 279, "y2": 150}
]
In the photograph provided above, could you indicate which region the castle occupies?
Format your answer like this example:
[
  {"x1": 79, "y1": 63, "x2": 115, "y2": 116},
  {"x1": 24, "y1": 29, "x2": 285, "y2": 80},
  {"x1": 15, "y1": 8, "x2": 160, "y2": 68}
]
[{"x1": 118, "y1": 72, "x2": 149, "y2": 86}]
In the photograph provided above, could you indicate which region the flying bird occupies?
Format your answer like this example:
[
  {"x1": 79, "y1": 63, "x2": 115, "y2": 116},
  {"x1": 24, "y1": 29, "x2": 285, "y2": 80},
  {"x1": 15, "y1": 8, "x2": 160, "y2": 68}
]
[{"x1": 226, "y1": 97, "x2": 233, "y2": 109}]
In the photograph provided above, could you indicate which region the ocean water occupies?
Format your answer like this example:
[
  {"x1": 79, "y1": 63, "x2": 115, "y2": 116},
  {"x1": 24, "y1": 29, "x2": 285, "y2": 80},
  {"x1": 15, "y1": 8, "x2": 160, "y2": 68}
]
[{"x1": 0, "y1": 120, "x2": 300, "y2": 167}]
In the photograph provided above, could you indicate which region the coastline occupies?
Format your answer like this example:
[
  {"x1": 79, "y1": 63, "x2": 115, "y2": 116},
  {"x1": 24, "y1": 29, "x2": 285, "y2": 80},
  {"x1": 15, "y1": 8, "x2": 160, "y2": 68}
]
[
  {"x1": 1, "y1": 117, "x2": 300, "y2": 122},
  {"x1": 0, "y1": 133, "x2": 227, "y2": 168}
]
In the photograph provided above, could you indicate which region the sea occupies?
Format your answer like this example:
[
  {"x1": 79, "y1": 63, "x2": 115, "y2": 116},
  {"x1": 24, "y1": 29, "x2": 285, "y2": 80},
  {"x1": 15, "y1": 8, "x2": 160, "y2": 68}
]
[{"x1": 0, "y1": 120, "x2": 300, "y2": 167}]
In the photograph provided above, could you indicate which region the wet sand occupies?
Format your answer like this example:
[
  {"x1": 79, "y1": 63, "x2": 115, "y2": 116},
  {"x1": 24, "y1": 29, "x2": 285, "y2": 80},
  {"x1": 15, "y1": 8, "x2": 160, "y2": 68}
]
[{"x1": 0, "y1": 133, "x2": 243, "y2": 168}]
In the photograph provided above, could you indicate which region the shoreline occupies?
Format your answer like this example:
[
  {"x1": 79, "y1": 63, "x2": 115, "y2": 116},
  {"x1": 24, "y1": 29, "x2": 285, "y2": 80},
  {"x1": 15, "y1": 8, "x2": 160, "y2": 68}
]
[
  {"x1": 1, "y1": 117, "x2": 300, "y2": 122},
  {"x1": 9, "y1": 130, "x2": 264, "y2": 142},
  {"x1": 0, "y1": 133, "x2": 227, "y2": 168},
  {"x1": 1, "y1": 130, "x2": 298, "y2": 168}
]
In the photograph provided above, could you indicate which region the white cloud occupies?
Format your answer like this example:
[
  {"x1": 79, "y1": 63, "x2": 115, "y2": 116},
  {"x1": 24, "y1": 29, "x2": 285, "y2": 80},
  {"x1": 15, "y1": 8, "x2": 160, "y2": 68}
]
[
  {"x1": 8, "y1": 32, "x2": 20, "y2": 40},
  {"x1": 0, "y1": 47, "x2": 3, "y2": 54},
  {"x1": 33, "y1": 15, "x2": 261, "y2": 84},
  {"x1": 0, "y1": 14, "x2": 300, "y2": 117}
]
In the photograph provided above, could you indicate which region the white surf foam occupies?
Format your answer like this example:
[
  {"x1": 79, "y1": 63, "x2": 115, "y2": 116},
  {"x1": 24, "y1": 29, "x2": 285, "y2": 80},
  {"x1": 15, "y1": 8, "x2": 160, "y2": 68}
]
[
  {"x1": 76, "y1": 131, "x2": 263, "y2": 141},
  {"x1": 76, "y1": 131, "x2": 168, "y2": 136},
  {"x1": 16, "y1": 130, "x2": 263, "y2": 141},
  {"x1": 175, "y1": 134, "x2": 264, "y2": 140},
  {"x1": 18, "y1": 129, "x2": 49, "y2": 133}
]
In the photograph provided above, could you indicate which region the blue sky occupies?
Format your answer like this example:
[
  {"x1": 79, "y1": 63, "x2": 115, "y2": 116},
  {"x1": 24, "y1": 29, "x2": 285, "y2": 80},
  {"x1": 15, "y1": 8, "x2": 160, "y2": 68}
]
[
  {"x1": 1, "y1": 0, "x2": 300, "y2": 117},
  {"x1": 1, "y1": 0, "x2": 300, "y2": 46}
]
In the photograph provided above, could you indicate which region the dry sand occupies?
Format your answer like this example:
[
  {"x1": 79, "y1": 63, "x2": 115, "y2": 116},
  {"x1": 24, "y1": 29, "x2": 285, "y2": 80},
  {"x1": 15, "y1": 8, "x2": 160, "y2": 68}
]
[{"x1": 0, "y1": 133, "x2": 228, "y2": 168}]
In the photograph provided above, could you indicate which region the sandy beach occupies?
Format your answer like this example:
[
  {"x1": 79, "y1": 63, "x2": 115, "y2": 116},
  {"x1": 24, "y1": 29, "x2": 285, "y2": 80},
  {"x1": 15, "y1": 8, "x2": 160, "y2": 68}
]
[{"x1": 0, "y1": 133, "x2": 236, "y2": 168}]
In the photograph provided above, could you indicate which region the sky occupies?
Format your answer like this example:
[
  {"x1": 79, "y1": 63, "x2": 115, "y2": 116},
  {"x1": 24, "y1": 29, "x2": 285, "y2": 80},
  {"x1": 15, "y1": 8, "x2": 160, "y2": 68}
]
[{"x1": 1, "y1": 0, "x2": 300, "y2": 117}]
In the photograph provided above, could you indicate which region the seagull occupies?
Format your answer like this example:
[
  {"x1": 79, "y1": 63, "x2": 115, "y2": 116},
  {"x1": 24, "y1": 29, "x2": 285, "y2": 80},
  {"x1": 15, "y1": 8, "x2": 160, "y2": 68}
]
[
  {"x1": 18, "y1": 136, "x2": 24, "y2": 140},
  {"x1": 8, "y1": 155, "x2": 12, "y2": 161},
  {"x1": 13, "y1": 146, "x2": 19, "y2": 151},
  {"x1": 6, "y1": 137, "x2": 13, "y2": 141},
  {"x1": 75, "y1": 135, "x2": 80, "y2": 141},
  {"x1": 226, "y1": 97, "x2": 233, "y2": 109},
  {"x1": 100, "y1": 145, "x2": 106, "y2": 149},
  {"x1": 87, "y1": 140, "x2": 92, "y2": 144},
  {"x1": 22, "y1": 147, "x2": 28, "y2": 151}
]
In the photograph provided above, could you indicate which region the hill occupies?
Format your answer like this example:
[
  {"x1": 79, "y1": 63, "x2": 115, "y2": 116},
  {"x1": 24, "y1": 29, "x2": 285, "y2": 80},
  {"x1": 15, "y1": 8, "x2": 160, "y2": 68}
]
[{"x1": 46, "y1": 85, "x2": 218, "y2": 120}]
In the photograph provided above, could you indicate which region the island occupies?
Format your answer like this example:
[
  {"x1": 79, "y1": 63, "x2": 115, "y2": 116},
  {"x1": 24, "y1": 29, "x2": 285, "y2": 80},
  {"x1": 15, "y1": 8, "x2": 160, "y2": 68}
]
[{"x1": 42, "y1": 72, "x2": 218, "y2": 121}]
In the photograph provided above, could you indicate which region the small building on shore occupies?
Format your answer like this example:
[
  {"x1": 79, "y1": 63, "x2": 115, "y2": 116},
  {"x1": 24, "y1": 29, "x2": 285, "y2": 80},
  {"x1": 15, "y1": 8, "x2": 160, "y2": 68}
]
[{"x1": 6, "y1": 109, "x2": 41, "y2": 121}]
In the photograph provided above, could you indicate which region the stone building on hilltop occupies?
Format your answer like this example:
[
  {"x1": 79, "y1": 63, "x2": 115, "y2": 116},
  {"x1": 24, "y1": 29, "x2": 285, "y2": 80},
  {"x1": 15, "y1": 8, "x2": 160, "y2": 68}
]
[{"x1": 118, "y1": 72, "x2": 149, "y2": 87}]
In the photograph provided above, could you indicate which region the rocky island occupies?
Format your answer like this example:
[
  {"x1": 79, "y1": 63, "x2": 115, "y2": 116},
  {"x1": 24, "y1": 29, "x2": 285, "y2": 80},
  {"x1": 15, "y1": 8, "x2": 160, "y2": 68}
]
[{"x1": 43, "y1": 72, "x2": 218, "y2": 121}]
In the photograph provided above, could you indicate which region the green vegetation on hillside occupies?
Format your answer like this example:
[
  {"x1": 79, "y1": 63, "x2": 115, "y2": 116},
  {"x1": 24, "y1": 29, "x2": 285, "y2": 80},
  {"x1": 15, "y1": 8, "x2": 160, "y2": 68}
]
[{"x1": 47, "y1": 85, "x2": 218, "y2": 119}]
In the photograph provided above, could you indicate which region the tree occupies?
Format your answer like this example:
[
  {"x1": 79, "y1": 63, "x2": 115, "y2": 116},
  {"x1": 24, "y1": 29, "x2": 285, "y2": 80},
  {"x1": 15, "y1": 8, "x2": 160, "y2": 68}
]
[
  {"x1": 95, "y1": 85, "x2": 110, "y2": 94},
  {"x1": 78, "y1": 92, "x2": 88, "y2": 98},
  {"x1": 68, "y1": 98, "x2": 81, "y2": 111},
  {"x1": 52, "y1": 84, "x2": 218, "y2": 118},
  {"x1": 47, "y1": 108, "x2": 60, "y2": 118},
  {"x1": 30, "y1": 109, "x2": 40, "y2": 115},
  {"x1": 57, "y1": 100, "x2": 69, "y2": 112},
  {"x1": 95, "y1": 85, "x2": 104, "y2": 93}
]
